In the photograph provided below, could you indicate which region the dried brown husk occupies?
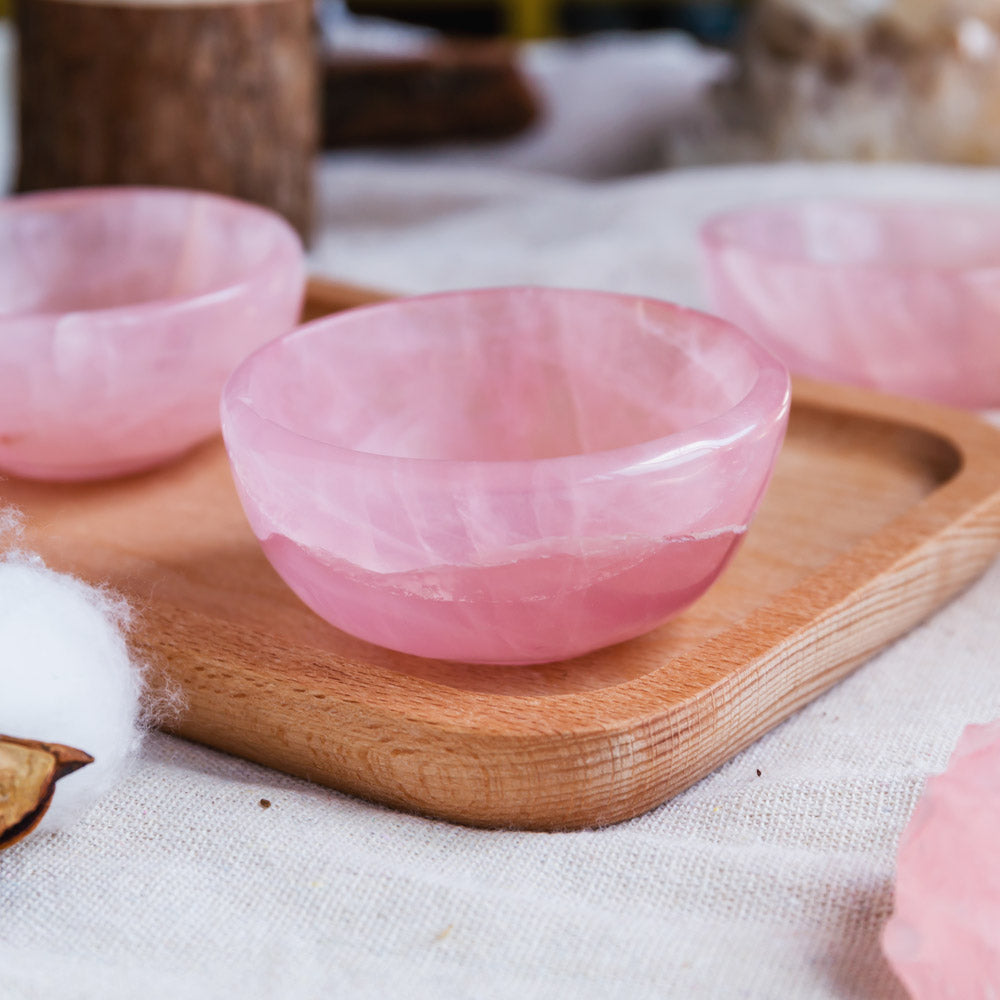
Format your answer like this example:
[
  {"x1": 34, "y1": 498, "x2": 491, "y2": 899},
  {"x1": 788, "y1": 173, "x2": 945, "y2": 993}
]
[{"x1": 0, "y1": 735, "x2": 93, "y2": 850}]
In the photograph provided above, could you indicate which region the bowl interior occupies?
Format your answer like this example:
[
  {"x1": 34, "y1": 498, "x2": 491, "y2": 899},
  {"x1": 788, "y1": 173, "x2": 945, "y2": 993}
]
[
  {"x1": 706, "y1": 201, "x2": 1000, "y2": 271},
  {"x1": 240, "y1": 288, "x2": 762, "y2": 462},
  {"x1": 0, "y1": 189, "x2": 290, "y2": 316}
]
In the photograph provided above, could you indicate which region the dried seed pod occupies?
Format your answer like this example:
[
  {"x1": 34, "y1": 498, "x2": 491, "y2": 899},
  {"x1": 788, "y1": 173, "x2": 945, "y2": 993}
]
[{"x1": 0, "y1": 735, "x2": 93, "y2": 850}]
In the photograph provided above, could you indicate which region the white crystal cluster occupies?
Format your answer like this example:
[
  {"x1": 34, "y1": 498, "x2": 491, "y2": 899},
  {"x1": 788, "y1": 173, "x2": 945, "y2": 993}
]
[{"x1": 685, "y1": 0, "x2": 1000, "y2": 166}]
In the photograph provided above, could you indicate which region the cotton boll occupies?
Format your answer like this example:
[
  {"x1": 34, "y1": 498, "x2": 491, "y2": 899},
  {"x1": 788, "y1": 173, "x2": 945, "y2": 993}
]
[{"x1": 0, "y1": 531, "x2": 146, "y2": 831}]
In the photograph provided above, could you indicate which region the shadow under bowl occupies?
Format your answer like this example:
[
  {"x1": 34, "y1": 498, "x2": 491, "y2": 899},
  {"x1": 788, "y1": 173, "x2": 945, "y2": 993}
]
[
  {"x1": 0, "y1": 187, "x2": 305, "y2": 481},
  {"x1": 701, "y1": 199, "x2": 1000, "y2": 409},
  {"x1": 221, "y1": 286, "x2": 791, "y2": 665}
]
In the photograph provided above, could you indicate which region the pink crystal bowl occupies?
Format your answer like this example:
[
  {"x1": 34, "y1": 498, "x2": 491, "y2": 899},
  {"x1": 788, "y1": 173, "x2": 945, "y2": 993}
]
[
  {"x1": 701, "y1": 200, "x2": 1000, "y2": 408},
  {"x1": 221, "y1": 287, "x2": 791, "y2": 665},
  {"x1": 0, "y1": 187, "x2": 305, "y2": 480}
]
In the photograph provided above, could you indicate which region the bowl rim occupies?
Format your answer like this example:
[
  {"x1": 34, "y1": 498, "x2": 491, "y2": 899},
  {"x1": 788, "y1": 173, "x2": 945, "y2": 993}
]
[
  {"x1": 0, "y1": 186, "x2": 304, "y2": 322},
  {"x1": 222, "y1": 285, "x2": 791, "y2": 478},
  {"x1": 700, "y1": 197, "x2": 1000, "y2": 277}
]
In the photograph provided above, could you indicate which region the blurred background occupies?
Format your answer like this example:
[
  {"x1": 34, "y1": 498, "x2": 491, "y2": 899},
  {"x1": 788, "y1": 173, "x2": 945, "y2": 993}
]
[
  {"x1": 320, "y1": 0, "x2": 1000, "y2": 167},
  {"x1": 339, "y1": 0, "x2": 745, "y2": 42},
  {"x1": 5, "y1": 0, "x2": 1000, "y2": 229}
]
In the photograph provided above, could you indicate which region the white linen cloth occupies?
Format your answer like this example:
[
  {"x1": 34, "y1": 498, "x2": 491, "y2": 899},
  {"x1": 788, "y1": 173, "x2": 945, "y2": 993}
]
[{"x1": 5, "y1": 15, "x2": 1000, "y2": 991}]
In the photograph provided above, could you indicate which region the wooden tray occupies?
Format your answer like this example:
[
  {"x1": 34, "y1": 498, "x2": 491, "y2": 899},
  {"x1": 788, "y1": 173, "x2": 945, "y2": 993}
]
[{"x1": 6, "y1": 278, "x2": 1000, "y2": 830}]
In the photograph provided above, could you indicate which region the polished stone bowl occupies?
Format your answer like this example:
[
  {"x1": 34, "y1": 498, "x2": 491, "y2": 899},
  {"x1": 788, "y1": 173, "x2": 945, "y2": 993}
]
[
  {"x1": 701, "y1": 200, "x2": 1000, "y2": 409},
  {"x1": 0, "y1": 187, "x2": 305, "y2": 480},
  {"x1": 221, "y1": 287, "x2": 790, "y2": 665}
]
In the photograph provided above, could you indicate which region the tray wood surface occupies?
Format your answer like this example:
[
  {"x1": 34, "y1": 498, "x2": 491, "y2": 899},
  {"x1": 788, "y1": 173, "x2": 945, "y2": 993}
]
[{"x1": 5, "y1": 277, "x2": 1000, "y2": 830}]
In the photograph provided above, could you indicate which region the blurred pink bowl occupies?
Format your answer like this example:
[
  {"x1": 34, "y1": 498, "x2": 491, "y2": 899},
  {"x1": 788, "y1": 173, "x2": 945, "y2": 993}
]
[
  {"x1": 701, "y1": 200, "x2": 1000, "y2": 408},
  {"x1": 0, "y1": 187, "x2": 305, "y2": 480},
  {"x1": 221, "y1": 287, "x2": 790, "y2": 665}
]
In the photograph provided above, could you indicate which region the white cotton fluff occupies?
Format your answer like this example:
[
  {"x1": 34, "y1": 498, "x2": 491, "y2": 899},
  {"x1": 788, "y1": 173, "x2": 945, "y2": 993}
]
[{"x1": 0, "y1": 509, "x2": 147, "y2": 831}]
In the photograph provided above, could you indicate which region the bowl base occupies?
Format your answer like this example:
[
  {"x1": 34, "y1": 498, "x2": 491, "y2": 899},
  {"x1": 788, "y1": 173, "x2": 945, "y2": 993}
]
[
  {"x1": 260, "y1": 528, "x2": 744, "y2": 665},
  {"x1": 0, "y1": 446, "x2": 193, "y2": 483}
]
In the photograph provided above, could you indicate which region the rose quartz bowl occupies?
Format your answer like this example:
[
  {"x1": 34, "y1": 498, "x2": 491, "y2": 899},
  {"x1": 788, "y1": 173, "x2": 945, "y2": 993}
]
[
  {"x1": 222, "y1": 287, "x2": 790, "y2": 665},
  {"x1": 701, "y1": 200, "x2": 1000, "y2": 409},
  {"x1": 0, "y1": 187, "x2": 305, "y2": 480}
]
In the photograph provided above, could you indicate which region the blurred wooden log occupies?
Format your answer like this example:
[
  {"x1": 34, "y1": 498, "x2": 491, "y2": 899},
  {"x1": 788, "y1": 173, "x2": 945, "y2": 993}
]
[
  {"x1": 15, "y1": 0, "x2": 317, "y2": 241},
  {"x1": 321, "y1": 41, "x2": 539, "y2": 147}
]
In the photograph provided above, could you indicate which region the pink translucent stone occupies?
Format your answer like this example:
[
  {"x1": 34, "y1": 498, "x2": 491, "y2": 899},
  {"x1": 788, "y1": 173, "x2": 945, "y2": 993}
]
[
  {"x1": 883, "y1": 720, "x2": 1000, "y2": 997},
  {"x1": 222, "y1": 287, "x2": 790, "y2": 664},
  {"x1": 0, "y1": 187, "x2": 305, "y2": 480},
  {"x1": 701, "y1": 201, "x2": 1000, "y2": 408}
]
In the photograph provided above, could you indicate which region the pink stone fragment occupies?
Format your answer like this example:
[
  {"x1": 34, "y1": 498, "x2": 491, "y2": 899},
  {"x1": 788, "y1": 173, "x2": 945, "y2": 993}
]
[
  {"x1": 222, "y1": 287, "x2": 790, "y2": 664},
  {"x1": 701, "y1": 200, "x2": 1000, "y2": 408},
  {"x1": 883, "y1": 719, "x2": 1000, "y2": 997},
  {"x1": 0, "y1": 187, "x2": 305, "y2": 481}
]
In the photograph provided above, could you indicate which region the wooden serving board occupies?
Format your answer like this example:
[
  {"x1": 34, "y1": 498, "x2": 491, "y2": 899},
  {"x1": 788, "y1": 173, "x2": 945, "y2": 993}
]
[{"x1": 6, "y1": 278, "x2": 1000, "y2": 830}]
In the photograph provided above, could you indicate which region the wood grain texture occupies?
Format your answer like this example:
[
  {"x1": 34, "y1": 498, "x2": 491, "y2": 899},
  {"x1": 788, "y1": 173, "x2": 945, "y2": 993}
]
[
  {"x1": 4, "y1": 277, "x2": 1000, "y2": 830},
  {"x1": 15, "y1": 0, "x2": 317, "y2": 240}
]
